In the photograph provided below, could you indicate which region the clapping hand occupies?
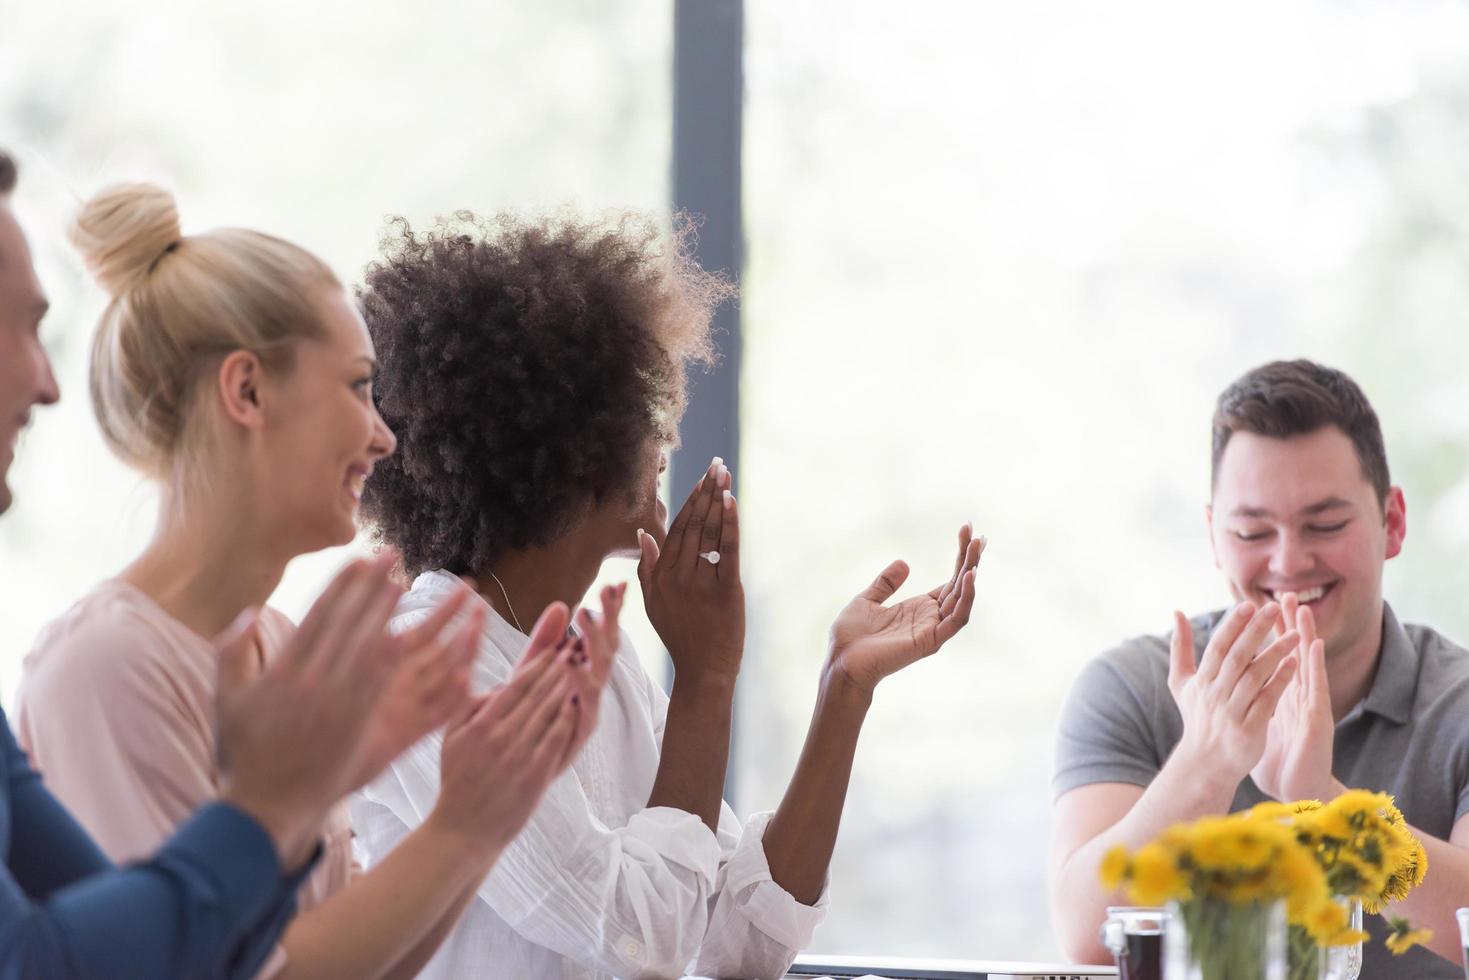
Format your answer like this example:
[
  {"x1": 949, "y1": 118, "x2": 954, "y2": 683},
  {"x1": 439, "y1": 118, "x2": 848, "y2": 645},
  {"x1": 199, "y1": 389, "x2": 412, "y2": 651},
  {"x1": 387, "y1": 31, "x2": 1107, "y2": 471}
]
[
  {"x1": 1250, "y1": 594, "x2": 1338, "y2": 802},
  {"x1": 564, "y1": 583, "x2": 625, "y2": 766},
  {"x1": 638, "y1": 457, "x2": 744, "y2": 683},
  {"x1": 215, "y1": 553, "x2": 413, "y2": 866},
  {"x1": 825, "y1": 523, "x2": 983, "y2": 695},
  {"x1": 432, "y1": 584, "x2": 624, "y2": 854},
  {"x1": 346, "y1": 578, "x2": 484, "y2": 790},
  {"x1": 1168, "y1": 601, "x2": 1299, "y2": 785}
]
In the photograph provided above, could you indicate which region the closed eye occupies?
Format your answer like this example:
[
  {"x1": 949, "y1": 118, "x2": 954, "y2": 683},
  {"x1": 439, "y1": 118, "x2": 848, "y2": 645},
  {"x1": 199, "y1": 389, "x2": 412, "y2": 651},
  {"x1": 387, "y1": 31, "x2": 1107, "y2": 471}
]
[
  {"x1": 1233, "y1": 528, "x2": 1271, "y2": 542},
  {"x1": 1307, "y1": 520, "x2": 1350, "y2": 534}
]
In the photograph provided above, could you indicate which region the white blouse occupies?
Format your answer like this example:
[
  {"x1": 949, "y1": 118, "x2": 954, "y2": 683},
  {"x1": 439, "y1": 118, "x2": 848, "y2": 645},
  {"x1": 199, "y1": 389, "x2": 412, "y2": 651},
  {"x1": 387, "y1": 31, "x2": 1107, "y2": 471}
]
[{"x1": 350, "y1": 570, "x2": 828, "y2": 980}]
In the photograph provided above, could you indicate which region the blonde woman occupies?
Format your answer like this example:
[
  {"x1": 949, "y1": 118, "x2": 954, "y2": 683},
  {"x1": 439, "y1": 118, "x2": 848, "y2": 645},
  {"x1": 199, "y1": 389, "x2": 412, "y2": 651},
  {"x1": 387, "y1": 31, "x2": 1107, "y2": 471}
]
[{"x1": 16, "y1": 183, "x2": 621, "y2": 980}]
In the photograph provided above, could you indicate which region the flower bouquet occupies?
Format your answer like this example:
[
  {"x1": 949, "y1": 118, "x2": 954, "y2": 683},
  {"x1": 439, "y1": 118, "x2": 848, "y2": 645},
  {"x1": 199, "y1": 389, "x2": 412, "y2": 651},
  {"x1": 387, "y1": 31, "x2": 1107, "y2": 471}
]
[
  {"x1": 1102, "y1": 792, "x2": 1431, "y2": 980},
  {"x1": 1249, "y1": 790, "x2": 1430, "y2": 979}
]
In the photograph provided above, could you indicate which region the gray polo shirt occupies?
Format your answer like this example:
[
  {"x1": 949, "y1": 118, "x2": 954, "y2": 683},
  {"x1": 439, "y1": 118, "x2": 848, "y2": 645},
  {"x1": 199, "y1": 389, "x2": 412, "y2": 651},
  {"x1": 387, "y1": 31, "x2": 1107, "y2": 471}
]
[{"x1": 1054, "y1": 603, "x2": 1469, "y2": 979}]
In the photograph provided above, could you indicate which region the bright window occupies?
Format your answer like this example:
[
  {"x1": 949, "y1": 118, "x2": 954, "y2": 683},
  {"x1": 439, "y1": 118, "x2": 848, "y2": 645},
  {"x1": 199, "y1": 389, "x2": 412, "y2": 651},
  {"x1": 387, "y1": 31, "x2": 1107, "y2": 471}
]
[
  {"x1": 740, "y1": 0, "x2": 1469, "y2": 959},
  {"x1": 0, "y1": 0, "x2": 672, "y2": 696}
]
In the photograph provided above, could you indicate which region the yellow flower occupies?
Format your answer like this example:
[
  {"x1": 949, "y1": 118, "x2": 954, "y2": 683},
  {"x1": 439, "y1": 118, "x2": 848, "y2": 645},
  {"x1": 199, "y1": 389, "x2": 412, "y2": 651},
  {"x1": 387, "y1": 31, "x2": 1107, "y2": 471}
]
[
  {"x1": 1312, "y1": 807, "x2": 1354, "y2": 841},
  {"x1": 1329, "y1": 788, "x2": 1391, "y2": 813},
  {"x1": 1187, "y1": 818, "x2": 1236, "y2": 870},
  {"x1": 1273, "y1": 848, "x2": 1330, "y2": 922},
  {"x1": 1303, "y1": 897, "x2": 1345, "y2": 938},
  {"x1": 1332, "y1": 850, "x2": 1390, "y2": 903},
  {"x1": 1246, "y1": 801, "x2": 1295, "y2": 821},
  {"x1": 1099, "y1": 846, "x2": 1129, "y2": 891},
  {"x1": 1232, "y1": 829, "x2": 1276, "y2": 870},
  {"x1": 1129, "y1": 844, "x2": 1187, "y2": 905},
  {"x1": 1384, "y1": 916, "x2": 1433, "y2": 956}
]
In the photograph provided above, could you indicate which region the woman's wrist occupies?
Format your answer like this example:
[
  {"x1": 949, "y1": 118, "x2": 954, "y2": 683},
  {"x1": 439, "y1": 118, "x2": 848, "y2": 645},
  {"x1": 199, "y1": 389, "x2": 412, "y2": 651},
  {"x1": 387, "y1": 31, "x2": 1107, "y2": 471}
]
[
  {"x1": 219, "y1": 786, "x2": 318, "y2": 873},
  {"x1": 668, "y1": 657, "x2": 741, "y2": 694},
  {"x1": 422, "y1": 806, "x2": 512, "y2": 869},
  {"x1": 818, "y1": 660, "x2": 877, "y2": 711}
]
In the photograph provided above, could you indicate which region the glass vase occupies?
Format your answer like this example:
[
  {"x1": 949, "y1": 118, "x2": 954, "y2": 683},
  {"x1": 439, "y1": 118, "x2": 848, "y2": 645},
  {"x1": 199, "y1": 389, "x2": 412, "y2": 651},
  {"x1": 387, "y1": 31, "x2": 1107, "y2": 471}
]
[
  {"x1": 1285, "y1": 898, "x2": 1362, "y2": 980},
  {"x1": 1456, "y1": 907, "x2": 1469, "y2": 979},
  {"x1": 1310, "y1": 899, "x2": 1363, "y2": 980},
  {"x1": 1164, "y1": 897, "x2": 1286, "y2": 980}
]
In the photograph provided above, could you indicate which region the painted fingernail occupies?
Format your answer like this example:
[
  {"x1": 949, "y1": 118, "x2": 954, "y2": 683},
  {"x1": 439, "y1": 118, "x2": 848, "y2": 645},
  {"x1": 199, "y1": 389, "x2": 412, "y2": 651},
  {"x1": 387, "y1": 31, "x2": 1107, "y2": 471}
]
[
  {"x1": 723, "y1": 490, "x2": 733, "y2": 509},
  {"x1": 978, "y1": 534, "x2": 988, "y2": 551},
  {"x1": 712, "y1": 455, "x2": 723, "y2": 468}
]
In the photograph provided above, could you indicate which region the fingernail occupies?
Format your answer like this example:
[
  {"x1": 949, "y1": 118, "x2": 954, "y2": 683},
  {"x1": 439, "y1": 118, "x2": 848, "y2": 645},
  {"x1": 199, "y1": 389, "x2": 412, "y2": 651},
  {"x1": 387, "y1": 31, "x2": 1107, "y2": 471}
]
[
  {"x1": 712, "y1": 455, "x2": 723, "y2": 468},
  {"x1": 978, "y1": 534, "x2": 987, "y2": 551},
  {"x1": 723, "y1": 490, "x2": 734, "y2": 509}
]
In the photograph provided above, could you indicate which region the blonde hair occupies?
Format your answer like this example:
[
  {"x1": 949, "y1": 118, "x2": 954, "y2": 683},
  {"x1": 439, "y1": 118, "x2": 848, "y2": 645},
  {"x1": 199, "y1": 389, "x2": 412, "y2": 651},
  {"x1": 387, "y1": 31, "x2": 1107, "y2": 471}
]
[{"x1": 71, "y1": 182, "x2": 339, "y2": 476}]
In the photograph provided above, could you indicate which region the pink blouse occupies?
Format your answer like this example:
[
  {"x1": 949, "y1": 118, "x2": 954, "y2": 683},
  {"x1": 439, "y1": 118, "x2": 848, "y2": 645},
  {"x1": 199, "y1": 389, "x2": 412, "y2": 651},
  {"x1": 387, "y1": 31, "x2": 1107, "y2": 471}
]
[{"x1": 14, "y1": 580, "x2": 355, "y2": 937}]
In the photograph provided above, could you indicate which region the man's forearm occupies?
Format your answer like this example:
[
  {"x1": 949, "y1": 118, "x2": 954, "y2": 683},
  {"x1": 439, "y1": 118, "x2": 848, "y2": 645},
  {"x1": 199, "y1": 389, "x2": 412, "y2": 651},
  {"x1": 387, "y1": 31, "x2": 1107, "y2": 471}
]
[
  {"x1": 0, "y1": 802, "x2": 298, "y2": 980},
  {"x1": 647, "y1": 672, "x2": 736, "y2": 831},
  {"x1": 761, "y1": 669, "x2": 871, "y2": 906},
  {"x1": 1051, "y1": 753, "x2": 1240, "y2": 961}
]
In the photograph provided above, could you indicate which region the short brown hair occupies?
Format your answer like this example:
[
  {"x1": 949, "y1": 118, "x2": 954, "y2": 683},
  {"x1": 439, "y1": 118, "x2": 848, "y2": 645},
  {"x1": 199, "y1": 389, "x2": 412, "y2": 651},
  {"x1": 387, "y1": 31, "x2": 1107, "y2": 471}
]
[
  {"x1": 0, "y1": 151, "x2": 16, "y2": 195},
  {"x1": 1211, "y1": 359, "x2": 1390, "y2": 505}
]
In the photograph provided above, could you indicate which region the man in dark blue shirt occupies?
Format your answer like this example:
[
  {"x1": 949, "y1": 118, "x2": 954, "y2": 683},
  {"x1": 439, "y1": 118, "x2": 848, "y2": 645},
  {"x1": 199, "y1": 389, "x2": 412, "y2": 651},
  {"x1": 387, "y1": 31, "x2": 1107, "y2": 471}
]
[{"x1": 0, "y1": 148, "x2": 422, "y2": 979}]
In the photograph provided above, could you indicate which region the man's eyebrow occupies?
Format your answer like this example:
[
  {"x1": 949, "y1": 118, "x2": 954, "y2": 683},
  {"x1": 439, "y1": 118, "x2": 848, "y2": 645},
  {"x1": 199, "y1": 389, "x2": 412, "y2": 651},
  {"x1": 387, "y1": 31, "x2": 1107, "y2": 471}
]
[
  {"x1": 1229, "y1": 497, "x2": 1354, "y2": 520},
  {"x1": 1300, "y1": 496, "x2": 1353, "y2": 517}
]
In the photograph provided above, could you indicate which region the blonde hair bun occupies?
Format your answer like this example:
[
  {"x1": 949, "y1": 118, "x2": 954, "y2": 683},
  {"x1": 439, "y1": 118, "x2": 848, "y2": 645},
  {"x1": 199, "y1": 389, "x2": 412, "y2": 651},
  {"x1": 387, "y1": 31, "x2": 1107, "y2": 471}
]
[{"x1": 71, "y1": 182, "x2": 183, "y2": 297}]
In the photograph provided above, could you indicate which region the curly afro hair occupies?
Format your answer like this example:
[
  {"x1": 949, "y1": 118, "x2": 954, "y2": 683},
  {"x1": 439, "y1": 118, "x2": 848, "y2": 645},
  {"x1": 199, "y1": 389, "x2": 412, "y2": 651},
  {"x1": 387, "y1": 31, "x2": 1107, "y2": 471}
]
[{"x1": 358, "y1": 208, "x2": 733, "y2": 577}]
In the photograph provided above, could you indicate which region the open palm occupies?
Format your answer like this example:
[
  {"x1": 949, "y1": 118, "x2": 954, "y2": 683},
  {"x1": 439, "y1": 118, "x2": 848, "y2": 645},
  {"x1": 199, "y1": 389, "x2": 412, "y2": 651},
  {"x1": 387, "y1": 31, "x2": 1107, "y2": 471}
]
[
  {"x1": 1251, "y1": 595, "x2": 1335, "y2": 802},
  {"x1": 827, "y1": 524, "x2": 983, "y2": 694}
]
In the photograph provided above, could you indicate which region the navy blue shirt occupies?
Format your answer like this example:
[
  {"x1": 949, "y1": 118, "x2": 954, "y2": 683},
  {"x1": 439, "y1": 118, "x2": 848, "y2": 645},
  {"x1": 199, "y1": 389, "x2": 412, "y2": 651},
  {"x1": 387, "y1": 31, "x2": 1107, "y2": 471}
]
[{"x1": 0, "y1": 706, "x2": 313, "y2": 979}]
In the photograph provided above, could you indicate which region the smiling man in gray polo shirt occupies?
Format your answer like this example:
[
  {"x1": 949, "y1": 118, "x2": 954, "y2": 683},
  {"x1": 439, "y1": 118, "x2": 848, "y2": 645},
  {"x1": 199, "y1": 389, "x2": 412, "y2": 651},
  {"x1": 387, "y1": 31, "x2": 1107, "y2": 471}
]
[{"x1": 1048, "y1": 359, "x2": 1469, "y2": 978}]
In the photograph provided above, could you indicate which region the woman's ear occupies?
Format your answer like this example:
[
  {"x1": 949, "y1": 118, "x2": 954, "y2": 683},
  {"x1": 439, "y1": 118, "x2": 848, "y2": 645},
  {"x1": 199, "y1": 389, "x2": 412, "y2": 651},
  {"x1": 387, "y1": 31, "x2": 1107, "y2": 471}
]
[{"x1": 215, "y1": 349, "x2": 267, "y2": 430}]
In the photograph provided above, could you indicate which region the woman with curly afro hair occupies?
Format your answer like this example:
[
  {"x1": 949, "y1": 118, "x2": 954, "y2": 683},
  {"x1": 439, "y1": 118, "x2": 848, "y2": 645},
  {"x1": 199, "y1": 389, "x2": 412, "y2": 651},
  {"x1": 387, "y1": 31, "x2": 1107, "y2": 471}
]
[{"x1": 352, "y1": 207, "x2": 984, "y2": 980}]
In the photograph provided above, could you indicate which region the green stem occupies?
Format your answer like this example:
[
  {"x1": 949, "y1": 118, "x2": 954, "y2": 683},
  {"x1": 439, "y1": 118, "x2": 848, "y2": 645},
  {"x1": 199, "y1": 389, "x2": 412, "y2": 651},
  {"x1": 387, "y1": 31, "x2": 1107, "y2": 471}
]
[
  {"x1": 1178, "y1": 898, "x2": 1282, "y2": 980},
  {"x1": 1286, "y1": 923, "x2": 1321, "y2": 980}
]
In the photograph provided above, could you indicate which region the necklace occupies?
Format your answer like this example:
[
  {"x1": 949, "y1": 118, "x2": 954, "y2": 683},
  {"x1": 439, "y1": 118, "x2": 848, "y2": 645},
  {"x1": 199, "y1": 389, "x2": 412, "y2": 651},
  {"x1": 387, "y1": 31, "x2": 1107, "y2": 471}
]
[{"x1": 487, "y1": 570, "x2": 525, "y2": 634}]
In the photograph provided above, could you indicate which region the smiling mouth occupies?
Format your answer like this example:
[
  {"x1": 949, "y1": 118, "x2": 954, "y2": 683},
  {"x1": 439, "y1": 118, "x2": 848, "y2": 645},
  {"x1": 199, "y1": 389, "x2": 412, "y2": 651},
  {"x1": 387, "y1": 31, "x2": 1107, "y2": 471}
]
[
  {"x1": 1263, "y1": 582, "x2": 1336, "y2": 606},
  {"x1": 345, "y1": 469, "x2": 368, "y2": 502}
]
